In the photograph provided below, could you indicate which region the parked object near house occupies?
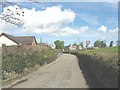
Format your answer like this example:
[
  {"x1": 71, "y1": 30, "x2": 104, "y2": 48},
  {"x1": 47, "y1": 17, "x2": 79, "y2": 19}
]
[{"x1": 0, "y1": 33, "x2": 37, "y2": 47}]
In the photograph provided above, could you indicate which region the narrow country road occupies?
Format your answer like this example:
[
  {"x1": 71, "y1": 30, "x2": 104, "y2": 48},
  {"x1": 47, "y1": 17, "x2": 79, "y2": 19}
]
[{"x1": 12, "y1": 54, "x2": 89, "y2": 88}]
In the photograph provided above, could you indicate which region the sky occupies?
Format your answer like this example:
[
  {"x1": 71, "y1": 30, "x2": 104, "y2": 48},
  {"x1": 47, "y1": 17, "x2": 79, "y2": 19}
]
[{"x1": 0, "y1": 0, "x2": 119, "y2": 46}]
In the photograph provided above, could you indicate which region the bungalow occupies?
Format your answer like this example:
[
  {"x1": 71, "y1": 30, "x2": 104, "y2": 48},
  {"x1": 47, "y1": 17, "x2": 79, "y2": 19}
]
[{"x1": 0, "y1": 33, "x2": 37, "y2": 46}]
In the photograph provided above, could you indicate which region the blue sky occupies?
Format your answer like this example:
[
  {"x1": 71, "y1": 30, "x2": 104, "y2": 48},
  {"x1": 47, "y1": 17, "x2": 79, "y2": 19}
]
[{"x1": 0, "y1": 1, "x2": 119, "y2": 46}]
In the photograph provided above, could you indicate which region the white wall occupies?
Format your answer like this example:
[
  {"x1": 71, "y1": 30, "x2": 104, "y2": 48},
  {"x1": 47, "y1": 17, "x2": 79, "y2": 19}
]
[
  {"x1": 0, "y1": 35, "x2": 18, "y2": 47},
  {"x1": 69, "y1": 45, "x2": 77, "y2": 51}
]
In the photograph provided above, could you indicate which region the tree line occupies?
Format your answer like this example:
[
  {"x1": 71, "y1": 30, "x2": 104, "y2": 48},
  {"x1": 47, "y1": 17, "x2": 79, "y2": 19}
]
[{"x1": 54, "y1": 40, "x2": 120, "y2": 49}]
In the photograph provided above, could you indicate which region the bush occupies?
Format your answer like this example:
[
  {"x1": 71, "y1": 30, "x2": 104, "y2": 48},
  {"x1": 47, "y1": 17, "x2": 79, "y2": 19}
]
[
  {"x1": 76, "y1": 53, "x2": 118, "y2": 88},
  {"x1": 2, "y1": 46, "x2": 58, "y2": 81}
]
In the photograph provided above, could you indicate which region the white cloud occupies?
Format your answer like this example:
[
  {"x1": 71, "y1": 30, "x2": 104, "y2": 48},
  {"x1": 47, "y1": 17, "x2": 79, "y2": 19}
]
[
  {"x1": 22, "y1": 6, "x2": 75, "y2": 28},
  {"x1": 0, "y1": 19, "x2": 17, "y2": 34},
  {"x1": 0, "y1": 5, "x2": 76, "y2": 36},
  {"x1": 51, "y1": 27, "x2": 79, "y2": 36},
  {"x1": 79, "y1": 26, "x2": 89, "y2": 33},
  {"x1": 77, "y1": 25, "x2": 118, "y2": 44},
  {"x1": 109, "y1": 28, "x2": 118, "y2": 33},
  {"x1": 98, "y1": 25, "x2": 107, "y2": 33}
]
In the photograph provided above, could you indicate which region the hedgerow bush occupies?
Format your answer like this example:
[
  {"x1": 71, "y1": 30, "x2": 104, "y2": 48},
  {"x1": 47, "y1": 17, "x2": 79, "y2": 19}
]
[
  {"x1": 2, "y1": 46, "x2": 58, "y2": 81},
  {"x1": 75, "y1": 53, "x2": 118, "y2": 88}
]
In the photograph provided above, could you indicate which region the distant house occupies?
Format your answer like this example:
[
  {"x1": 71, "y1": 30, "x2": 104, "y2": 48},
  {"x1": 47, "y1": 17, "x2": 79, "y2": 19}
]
[
  {"x1": 65, "y1": 44, "x2": 83, "y2": 51},
  {"x1": 64, "y1": 45, "x2": 70, "y2": 50},
  {"x1": 49, "y1": 43, "x2": 55, "y2": 49},
  {"x1": 37, "y1": 43, "x2": 52, "y2": 49},
  {"x1": 0, "y1": 33, "x2": 37, "y2": 46},
  {"x1": 69, "y1": 45, "x2": 78, "y2": 51}
]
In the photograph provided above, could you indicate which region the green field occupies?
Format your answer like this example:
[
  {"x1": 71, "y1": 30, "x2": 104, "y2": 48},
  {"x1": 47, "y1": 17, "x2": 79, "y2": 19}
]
[
  {"x1": 80, "y1": 46, "x2": 119, "y2": 54},
  {"x1": 79, "y1": 46, "x2": 119, "y2": 72}
]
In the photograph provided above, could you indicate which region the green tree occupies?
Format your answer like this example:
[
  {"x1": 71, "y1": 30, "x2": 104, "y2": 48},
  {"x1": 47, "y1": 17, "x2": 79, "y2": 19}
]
[
  {"x1": 94, "y1": 40, "x2": 106, "y2": 48},
  {"x1": 54, "y1": 40, "x2": 64, "y2": 49},
  {"x1": 94, "y1": 40, "x2": 102, "y2": 48},
  {"x1": 101, "y1": 40, "x2": 106, "y2": 48},
  {"x1": 79, "y1": 42, "x2": 84, "y2": 48},
  {"x1": 109, "y1": 41, "x2": 114, "y2": 47}
]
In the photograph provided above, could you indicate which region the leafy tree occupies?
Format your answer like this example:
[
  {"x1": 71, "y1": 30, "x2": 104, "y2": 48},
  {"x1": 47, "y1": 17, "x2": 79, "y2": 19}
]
[
  {"x1": 54, "y1": 40, "x2": 64, "y2": 49},
  {"x1": 94, "y1": 40, "x2": 102, "y2": 48},
  {"x1": 101, "y1": 40, "x2": 106, "y2": 48},
  {"x1": 94, "y1": 40, "x2": 106, "y2": 48},
  {"x1": 79, "y1": 42, "x2": 84, "y2": 48},
  {"x1": 109, "y1": 41, "x2": 114, "y2": 47}
]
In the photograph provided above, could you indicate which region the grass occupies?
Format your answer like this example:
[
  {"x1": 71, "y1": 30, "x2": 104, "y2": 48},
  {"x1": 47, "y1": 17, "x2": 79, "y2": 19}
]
[
  {"x1": 79, "y1": 46, "x2": 119, "y2": 72},
  {"x1": 80, "y1": 46, "x2": 119, "y2": 54}
]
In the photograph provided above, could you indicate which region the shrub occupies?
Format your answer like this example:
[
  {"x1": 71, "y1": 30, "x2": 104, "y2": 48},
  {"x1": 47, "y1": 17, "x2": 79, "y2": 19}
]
[{"x1": 2, "y1": 46, "x2": 58, "y2": 81}]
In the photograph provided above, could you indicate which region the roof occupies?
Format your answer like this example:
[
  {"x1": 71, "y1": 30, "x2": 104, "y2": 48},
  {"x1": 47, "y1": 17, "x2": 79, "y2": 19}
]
[
  {"x1": 0, "y1": 33, "x2": 36, "y2": 45},
  {"x1": 38, "y1": 43, "x2": 52, "y2": 48},
  {"x1": 14, "y1": 36, "x2": 35, "y2": 45}
]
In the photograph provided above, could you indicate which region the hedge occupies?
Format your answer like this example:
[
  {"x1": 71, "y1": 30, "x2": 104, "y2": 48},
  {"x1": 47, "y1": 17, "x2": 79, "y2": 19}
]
[{"x1": 2, "y1": 47, "x2": 58, "y2": 81}]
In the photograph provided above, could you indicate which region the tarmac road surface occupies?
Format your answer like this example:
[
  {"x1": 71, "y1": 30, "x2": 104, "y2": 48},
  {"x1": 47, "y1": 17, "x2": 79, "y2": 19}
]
[{"x1": 12, "y1": 54, "x2": 89, "y2": 88}]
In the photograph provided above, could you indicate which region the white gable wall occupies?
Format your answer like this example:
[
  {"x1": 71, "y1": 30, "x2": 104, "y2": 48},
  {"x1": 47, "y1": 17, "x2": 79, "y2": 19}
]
[{"x1": 0, "y1": 35, "x2": 18, "y2": 47}]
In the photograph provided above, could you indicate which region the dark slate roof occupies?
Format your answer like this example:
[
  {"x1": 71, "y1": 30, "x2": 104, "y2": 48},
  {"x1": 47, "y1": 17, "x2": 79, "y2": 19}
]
[
  {"x1": 0, "y1": 33, "x2": 36, "y2": 45},
  {"x1": 14, "y1": 36, "x2": 35, "y2": 45}
]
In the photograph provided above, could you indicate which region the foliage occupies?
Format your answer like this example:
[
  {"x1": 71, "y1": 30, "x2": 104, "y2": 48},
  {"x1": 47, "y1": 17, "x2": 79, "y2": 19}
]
[
  {"x1": 2, "y1": 47, "x2": 58, "y2": 80},
  {"x1": 109, "y1": 41, "x2": 113, "y2": 47},
  {"x1": 79, "y1": 46, "x2": 119, "y2": 72},
  {"x1": 54, "y1": 40, "x2": 64, "y2": 49},
  {"x1": 94, "y1": 40, "x2": 106, "y2": 48},
  {"x1": 76, "y1": 53, "x2": 118, "y2": 88},
  {"x1": 79, "y1": 42, "x2": 84, "y2": 48}
]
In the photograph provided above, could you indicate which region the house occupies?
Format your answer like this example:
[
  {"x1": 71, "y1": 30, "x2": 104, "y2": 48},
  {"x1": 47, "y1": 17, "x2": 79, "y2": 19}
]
[
  {"x1": 69, "y1": 45, "x2": 78, "y2": 51},
  {"x1": 0, "y1": 33, "x2": 37, "y2": 46},
  {"x1": 37, "y1": 43, "x2": 52, "y2": 49},
  {"x1": 37, "y1": 37, "x2": 55, "y2": 49},
  {"x1": 65, "y1": 44, "x2": 83, "y2": 51},
  {"x1": 64, "y1": 45, "x2": 70, "y2": 50},
  {"x1": 49, "y1": 43, "x2": 55, "y2": 49}
]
